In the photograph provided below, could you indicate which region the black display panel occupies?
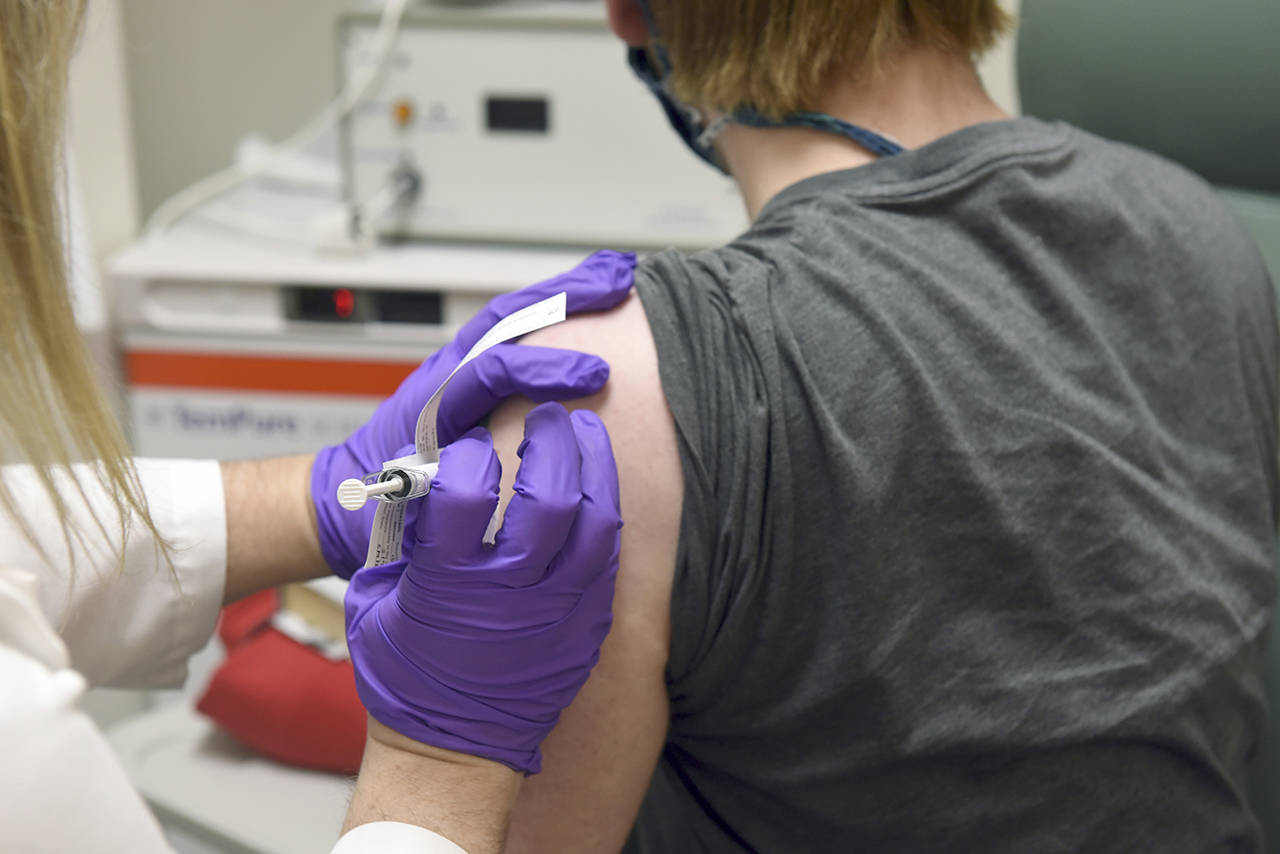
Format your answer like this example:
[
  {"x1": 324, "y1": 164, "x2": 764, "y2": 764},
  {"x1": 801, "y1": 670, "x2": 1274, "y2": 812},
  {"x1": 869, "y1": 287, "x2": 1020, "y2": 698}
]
[
  {"x1": 486, "y1": 96, "x2": 550, "y2": 133},
  {"x1": 285, "y1": 286, "x2": 442, "y2": 325},
  {"x1": 374, "y1": 290, "x2": 442, "y2": 325}
]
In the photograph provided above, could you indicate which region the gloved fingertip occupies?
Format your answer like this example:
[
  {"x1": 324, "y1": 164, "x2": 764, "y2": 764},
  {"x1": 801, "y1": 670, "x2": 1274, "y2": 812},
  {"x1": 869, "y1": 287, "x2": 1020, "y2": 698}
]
[
  {"x1": 570, "y1": 410, "x2": 621, "y2": 517},
  {"x1": 597, "y1": 251, "x2": 637, "y2": 303},
  {"x1": 487, "y1": 347, "x2": 612, "y2": 401},
  {"x1": 566, "y1": 354, "x2": 611, "y2": 392},
  {"x1": 608, "y1": 250, "x2": 638, "y2": 288},
  {"x1": 527, "y1": 400, "x2": 572, "y2": 425},
  {"x1": 418, "y1": 433, "x2": 502, "y2": 551},
  {"x1": 589, "y1": 248, "x2": 636, "y2": 271},
  {"x1": 569, "y1": 409, "x2": 611, "y2": 448},
  {"x1": 432, "y1": 428, "x2": 499, "y2": 491},
  {"x1": 457, "y1": 426, "x2": 493, "y2": 445},
  {"x1": 516, "y1": 403, "x2": 577, "y2": 464},
  {"x1": 518, "y1": 403, "x2": 581, "y2": 479}
]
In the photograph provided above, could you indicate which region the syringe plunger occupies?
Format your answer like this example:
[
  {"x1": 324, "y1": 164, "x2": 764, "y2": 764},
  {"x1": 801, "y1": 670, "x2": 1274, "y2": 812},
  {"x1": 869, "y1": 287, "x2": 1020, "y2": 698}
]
[{"x1": 337, "y1": 476, "x2": 404, "y2": 511}]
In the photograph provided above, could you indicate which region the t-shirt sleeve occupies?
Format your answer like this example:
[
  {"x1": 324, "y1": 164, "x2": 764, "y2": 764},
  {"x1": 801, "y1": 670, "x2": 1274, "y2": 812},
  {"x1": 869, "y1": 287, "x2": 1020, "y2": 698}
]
[{"x1": 634, "y1": 249, "x2": 780, "y2": 715}]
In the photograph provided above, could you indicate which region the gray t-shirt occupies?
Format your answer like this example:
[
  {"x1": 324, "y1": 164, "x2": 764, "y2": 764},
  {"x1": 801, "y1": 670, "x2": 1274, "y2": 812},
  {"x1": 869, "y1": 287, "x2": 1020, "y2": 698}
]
[{"x1": 628, "y1": 118, "x2": 1279, "y2": 853}]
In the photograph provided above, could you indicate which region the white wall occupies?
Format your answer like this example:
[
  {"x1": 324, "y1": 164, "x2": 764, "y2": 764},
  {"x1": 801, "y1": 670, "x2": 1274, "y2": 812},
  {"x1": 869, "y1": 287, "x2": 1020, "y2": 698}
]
[
  {"x1": 67, "y1": 0, "x2": 133, "y2": 404},
  {"x1": 120, "y1": 0, "x2": 348, "y2": 220},
  {"x1": 69, "y1": 0, "x2": 141, "y2": 262}
]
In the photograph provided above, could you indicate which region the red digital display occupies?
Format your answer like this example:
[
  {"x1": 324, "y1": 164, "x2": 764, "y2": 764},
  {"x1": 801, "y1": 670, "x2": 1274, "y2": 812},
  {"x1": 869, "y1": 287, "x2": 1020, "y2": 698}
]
[
  {"x1": 287, "y1": 285, "x2": 441, "y2": 324},
  {"x1": 333, "y1": 288, "x2": 355, "y2": 319}
]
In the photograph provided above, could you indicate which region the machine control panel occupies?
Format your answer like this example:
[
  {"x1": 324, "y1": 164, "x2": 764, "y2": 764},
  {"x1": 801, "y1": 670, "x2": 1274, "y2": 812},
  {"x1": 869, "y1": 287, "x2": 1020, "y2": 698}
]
[{"x1": 285, "y1": 285, "x2": 443, "y2": 325}]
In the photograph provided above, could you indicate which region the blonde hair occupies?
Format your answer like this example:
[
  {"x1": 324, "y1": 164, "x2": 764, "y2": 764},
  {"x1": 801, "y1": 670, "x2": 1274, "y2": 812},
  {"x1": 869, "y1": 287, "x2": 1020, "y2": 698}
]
[
  {"x1": 0, "y1": 0, "x2": 166, "y2": 567},
  {"x1": 648, "y1": 0, "x2": 1014, "y2": 118}
]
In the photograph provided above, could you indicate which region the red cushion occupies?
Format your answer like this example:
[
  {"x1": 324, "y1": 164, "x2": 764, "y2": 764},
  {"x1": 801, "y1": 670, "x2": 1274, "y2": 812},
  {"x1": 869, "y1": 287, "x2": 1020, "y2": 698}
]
[
  {"x1": 217, "y1": 589, "x2": 279, "y2": 648},
  {"x1": 197, "y1": 600, "x2": 365, "y2": 775}
]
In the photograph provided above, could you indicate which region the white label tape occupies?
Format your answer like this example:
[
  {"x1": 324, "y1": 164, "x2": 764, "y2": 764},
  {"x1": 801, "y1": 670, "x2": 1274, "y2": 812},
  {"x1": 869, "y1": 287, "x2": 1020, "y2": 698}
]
[{"x1": 359, "y1": 292, "x2": 568, "y2": 568}]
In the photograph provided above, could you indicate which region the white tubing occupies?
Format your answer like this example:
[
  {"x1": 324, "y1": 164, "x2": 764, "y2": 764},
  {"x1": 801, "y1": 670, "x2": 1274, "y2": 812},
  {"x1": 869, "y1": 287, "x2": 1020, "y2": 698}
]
[{"x1": 142, "y1": 0, "x2": 412, "y2": 237}]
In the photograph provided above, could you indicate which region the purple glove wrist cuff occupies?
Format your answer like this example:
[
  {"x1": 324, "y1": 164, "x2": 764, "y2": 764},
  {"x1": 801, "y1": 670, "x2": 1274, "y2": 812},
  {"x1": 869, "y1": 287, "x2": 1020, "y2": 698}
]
[
  {"x1": 312, "y1": 443, "x2": 361, "y2": 574},
  {"x1": 351, "y1": 598, "x2": 550, "y2": 774}
]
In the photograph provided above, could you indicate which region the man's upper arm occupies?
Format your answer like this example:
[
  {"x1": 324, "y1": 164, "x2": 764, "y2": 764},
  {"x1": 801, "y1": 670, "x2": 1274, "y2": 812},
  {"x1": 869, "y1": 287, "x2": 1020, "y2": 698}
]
[{"x1": 486, "y1": 292, "x2": 681, "y2": 853}]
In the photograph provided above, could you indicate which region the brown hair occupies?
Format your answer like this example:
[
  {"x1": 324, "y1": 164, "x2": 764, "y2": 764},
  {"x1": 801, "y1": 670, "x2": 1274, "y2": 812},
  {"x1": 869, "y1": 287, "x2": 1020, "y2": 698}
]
[
  {"x1": 647, "y1": 0, "x2": 1014, "y2": 118},
  {"x1": 0, "y1": 0, "x2": 169, "y2": 572}
]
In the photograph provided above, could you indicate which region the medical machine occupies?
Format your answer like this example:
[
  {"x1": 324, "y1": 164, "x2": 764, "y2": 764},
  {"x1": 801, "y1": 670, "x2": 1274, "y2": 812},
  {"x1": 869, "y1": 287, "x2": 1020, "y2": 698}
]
[{"x1": 339, "y1": 0, "x2": 748, "y2": 248}]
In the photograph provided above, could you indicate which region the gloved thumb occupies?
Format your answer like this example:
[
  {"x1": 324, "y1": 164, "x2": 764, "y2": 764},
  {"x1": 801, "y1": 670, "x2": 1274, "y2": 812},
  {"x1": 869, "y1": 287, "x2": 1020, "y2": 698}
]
[{"x1": 411, "y1": 428, "x2": 501, "y2": 570}]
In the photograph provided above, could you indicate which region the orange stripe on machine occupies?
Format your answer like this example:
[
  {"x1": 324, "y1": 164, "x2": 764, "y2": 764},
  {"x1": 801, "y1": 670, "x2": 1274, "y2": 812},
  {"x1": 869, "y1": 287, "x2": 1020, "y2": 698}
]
[{"x1": 126, "y1": 351, "x2": 419, "y2": 398}]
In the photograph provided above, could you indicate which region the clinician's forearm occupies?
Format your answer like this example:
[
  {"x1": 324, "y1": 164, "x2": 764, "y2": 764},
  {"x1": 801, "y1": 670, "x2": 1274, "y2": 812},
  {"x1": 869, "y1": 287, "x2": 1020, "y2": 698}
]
[
  {"x1": 220, "y1": 455, "x2": 329, "y2": 603},
  {"x1": 344, "y1": 719, "x2": 522, "y2": 854}
]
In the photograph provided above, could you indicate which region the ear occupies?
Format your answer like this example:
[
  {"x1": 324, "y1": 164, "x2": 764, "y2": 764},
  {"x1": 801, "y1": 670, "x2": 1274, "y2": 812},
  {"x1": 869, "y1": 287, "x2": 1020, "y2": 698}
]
[{"x1": 605, "y1": 0, "x2": 651, "y2": 47}]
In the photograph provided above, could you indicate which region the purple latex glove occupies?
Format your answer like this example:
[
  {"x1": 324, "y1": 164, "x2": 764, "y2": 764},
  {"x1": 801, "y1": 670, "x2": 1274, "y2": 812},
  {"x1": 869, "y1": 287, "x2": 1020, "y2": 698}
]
[
  {"x1": 345, "y1": 403, "x2": 622, "y2": 773},
  {"x1": 312, "y1": 250, "x2": 635, "y2": 577}
]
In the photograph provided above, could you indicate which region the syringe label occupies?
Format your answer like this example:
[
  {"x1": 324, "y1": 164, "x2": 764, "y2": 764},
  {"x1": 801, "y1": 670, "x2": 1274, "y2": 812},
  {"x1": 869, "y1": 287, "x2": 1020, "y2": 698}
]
[{"x1": 364, "y1": 499, "x2": 407, "y2": 569}]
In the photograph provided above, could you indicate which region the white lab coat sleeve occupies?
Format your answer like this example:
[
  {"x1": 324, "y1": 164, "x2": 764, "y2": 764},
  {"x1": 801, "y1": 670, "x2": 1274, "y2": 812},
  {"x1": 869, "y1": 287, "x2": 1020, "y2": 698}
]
[
  {"x1": 0, "y1": 568, "x2": 175, "y2": 852},
  {"x1": 330, "y1": 822, "x2": 469, "y2": 853},
  {"x1": 0, "y1": 458, "x2": 227, "y2": 689}
]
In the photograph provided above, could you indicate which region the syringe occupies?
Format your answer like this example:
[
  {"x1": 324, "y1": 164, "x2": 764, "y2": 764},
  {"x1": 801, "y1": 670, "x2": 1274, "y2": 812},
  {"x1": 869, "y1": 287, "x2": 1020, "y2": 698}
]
[{"x1": 337, "y1": 462, "x2": 439, "y2": 511}]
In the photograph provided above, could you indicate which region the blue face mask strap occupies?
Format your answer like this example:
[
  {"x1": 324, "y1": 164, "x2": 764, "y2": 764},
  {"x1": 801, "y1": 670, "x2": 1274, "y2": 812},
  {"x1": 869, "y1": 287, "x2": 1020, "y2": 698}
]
[
  {"x1": 627, "y1": 46, "x2": 725, "y2": 172},
  {"x1": 633, "y1": 0, "x2": 674, "y2": 75},
  {"x1": 731, "y1": 108, "x2": 906, "y2": 159}
]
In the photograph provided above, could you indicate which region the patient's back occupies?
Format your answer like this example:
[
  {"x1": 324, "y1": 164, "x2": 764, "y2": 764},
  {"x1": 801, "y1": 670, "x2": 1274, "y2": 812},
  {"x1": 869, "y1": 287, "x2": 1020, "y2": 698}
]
[{"x1": 628, "y1": 117, "x2": 1279, "y2": 852}]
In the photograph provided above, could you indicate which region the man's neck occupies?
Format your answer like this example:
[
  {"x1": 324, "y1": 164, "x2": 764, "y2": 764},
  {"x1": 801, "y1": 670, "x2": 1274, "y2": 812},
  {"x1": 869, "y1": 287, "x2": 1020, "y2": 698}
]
[{"x1": 716, "y1": 45, "x2": 1012, "y2": 220}]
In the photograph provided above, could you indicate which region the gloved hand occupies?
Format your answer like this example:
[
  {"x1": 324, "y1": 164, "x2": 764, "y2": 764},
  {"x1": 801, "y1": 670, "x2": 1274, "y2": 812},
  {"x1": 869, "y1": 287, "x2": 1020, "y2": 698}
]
[
  {"x1": 345, "y1": 403, "x2": 622, "y2": 773},
  {"x1": 312, "y1": 250, "x2": 635, "y2": 577}
]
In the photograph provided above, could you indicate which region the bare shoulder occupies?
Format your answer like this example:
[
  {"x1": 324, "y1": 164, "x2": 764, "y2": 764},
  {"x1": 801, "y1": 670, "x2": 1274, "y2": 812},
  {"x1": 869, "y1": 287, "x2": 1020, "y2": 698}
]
[
  {"x1": 489, "y1": 292, "x2": 681, "y2": 852},
  {"x1": 523, "y1": 292, "x2": 680, "y2": 557},
  {"x1": 521, "y1": 289, "x2": 666, "y2": 424},
  {"x1": 493, "y1": 290, "x2": 680, "y2": 661}
]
